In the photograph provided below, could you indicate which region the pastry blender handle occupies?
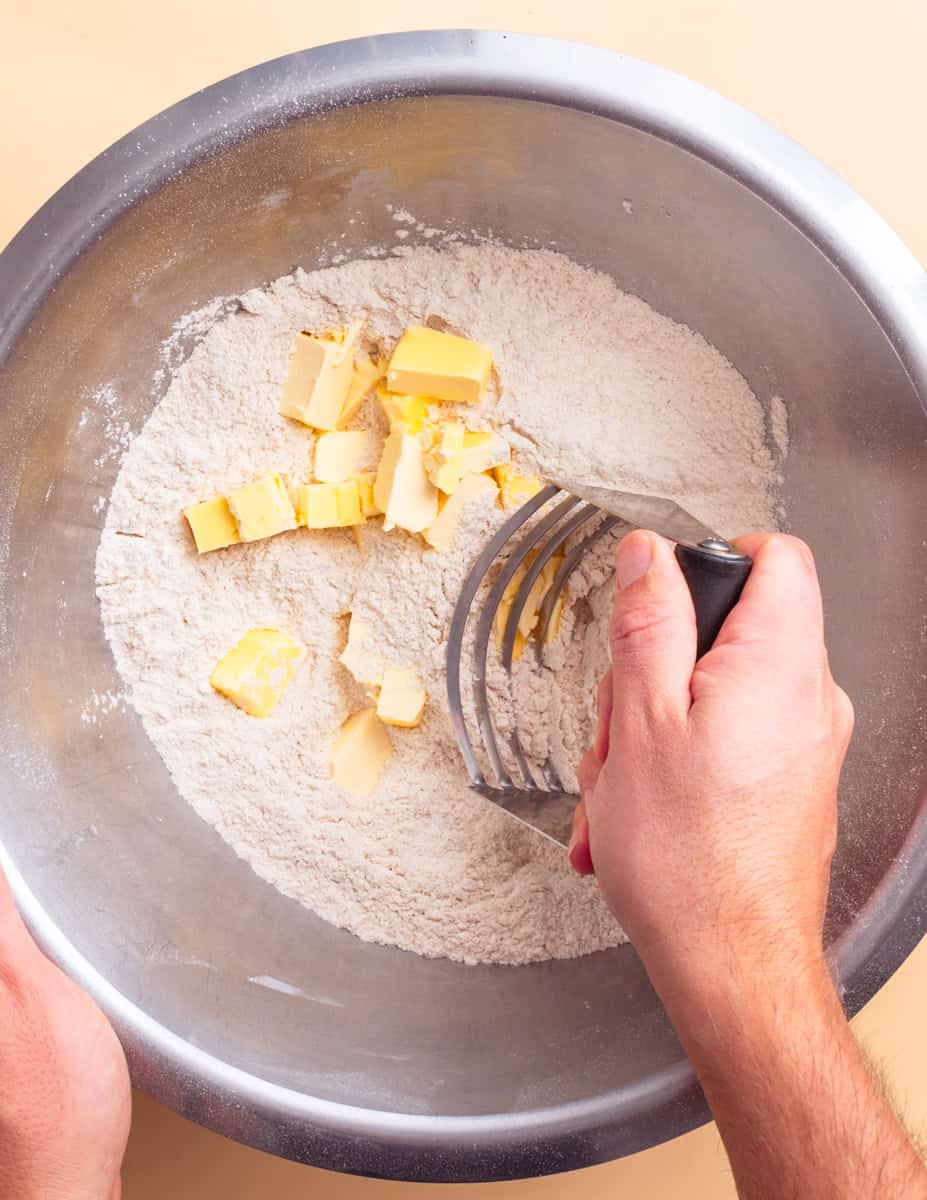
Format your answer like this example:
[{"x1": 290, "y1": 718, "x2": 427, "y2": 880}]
[{"x1": 674, "y1": 539, "x2": 752, "y2": 659}]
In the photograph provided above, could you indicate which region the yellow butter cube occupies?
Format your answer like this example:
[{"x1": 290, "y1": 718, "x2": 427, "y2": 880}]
[
  {"x1": 314, "y1": 430, "x2": 380, "y2": 483},
  {"x1": 376, "y1": 667, "x2": 427, "y2": 728},
  {"x1": 458, "y1": 429, "x2": 511, "y2": 476},
  {"x1": 280, "y1": 322, "x2": 361, "y2": 430},
  {"x1": 501, "y1": 553, "x2": 533, "y2": 606},
  {"x1": 297, "y1": 482, "x2": 337, "y2": 528},
  {"x1": 331, "y1": 707, "x2": 392, "y2": 795},
  {"x1": 353, "y1": 472, "x2": 380, "y2": 517},
  {"x1": 423, "y1": 471, "x2": 496, "y2": 553},
  {"x1": 546, "y1": 593, "x2": 565, "y2": 644},
  {"x1": 373, "y1": 432, "x2": 438, "y2": 533},
  {"x1": 183, "y1": 496, "x2": 240, "y2": 554},
  {"x1": 542, "y1": 553, "x2": 564, "y2": 587},
  {"x1": 338, "y1": 355, "x2": 386, "y2": 428},
  {"x1": 495, "y1": 565, "x2": 526, "y2": 644},
  {"x1": 227, "y1": 473, "x2": 298, "y2": 543},
  {"x1": 421, "y1": 420, "x2": 465, "y2": 495},
  {"x1": 515, "y1": 553, "x2": 563, "y2": 639},
  {"x1": 494, "y1": 464, "x2": 543, "y2": 509},
  {"x1": 334, "y1": 481, "x2": 363, "y2": 526},
  {"x1": 378, "y1": 388, "x2": 431, "y2": 435},
  {"x1": 339, "y1": 613, "x2": 385, "y2": 688},
  {"x1": 493, "y1": 604, "x2": 529, "y2": 661},
  {"x1": 297, "y1": 481, "x2": 364, "y2": 528},
  {"x1": 493, "y1": 598, "x2": 511, "y2": 651},
  {"x1": 518, "y1": 573, "x2": 550, "y2": 639},
  {"x1": 387, "y1": 326, "x2": 493, "y2": 405},
  {"x1": 494, "y1": 551, "x2": 564, "y2": 649},
  {"x1": 492, "y1": 598, "x2": 530, "y2": 662},
  {"x1": 210, "y1": 628, "x2": 305, "y2": 717}
]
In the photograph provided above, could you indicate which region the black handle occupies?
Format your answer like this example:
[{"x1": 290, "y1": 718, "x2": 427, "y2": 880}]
[{"x1": 675, "y1": 541, "x2": 752, "y2": 660}]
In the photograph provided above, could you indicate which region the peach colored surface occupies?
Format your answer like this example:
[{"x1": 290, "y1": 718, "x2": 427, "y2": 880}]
[{"x1": 2, "y1": 3, "x2": 925, "y2": 1196}]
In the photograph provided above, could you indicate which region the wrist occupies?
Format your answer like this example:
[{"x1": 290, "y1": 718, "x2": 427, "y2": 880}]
[
  {"x1": 0, "y1": 1130, "x2": 115, "y2": 1200},
  {"x1": 640, "y1": 930, "x2": 837, "y2": 1049}
]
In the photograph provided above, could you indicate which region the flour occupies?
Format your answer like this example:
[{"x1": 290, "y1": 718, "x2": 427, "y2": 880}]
[
  {"x1": 96, "y1": 244, "x2": 778, "y2": 966},
  {"x1": 770, "y1": 394, "x2": 790, "y2": 462}
]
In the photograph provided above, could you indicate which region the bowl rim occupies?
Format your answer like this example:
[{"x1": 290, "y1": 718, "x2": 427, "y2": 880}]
[{"x1": 1, "y1": 28, "x2": 926, "y2": 1183}]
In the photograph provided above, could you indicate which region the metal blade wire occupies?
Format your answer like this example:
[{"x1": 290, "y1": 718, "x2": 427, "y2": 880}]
[
  {"x1": 500, "y1": 503, "x2": 601, "y2": 671},
  {"x1": 445, "y1": 484, "x2": 633, "y2": 845},
  {"x1": 500, "y1": 503, "x2": 602, "y2": 790},
  {"x1": 534, "y1": 513, "x2": 626, "y2": 660},
  {"x1": 471, "y1": 494, "x2": 581, "y2": 787},
  {"x1": 445, "y1": 483, "x2": 560, "y2": 788}
]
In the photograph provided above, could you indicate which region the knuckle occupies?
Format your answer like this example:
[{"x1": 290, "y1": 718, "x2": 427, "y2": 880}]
[
  {"x1": 0, "y1": 953, "x2": 39, "y2": 1027},
  {"x1": 834, "y1": 685, "x2": 855, "y2": 740},
  {"x1": 578, "y1": 750, "x2": 600, "y2": 794},
  {"x1": 609, "y1": 600, "x2": 681, "y2": 652},
  {"x1": 767, "y1": 532, "x2": 816, "y2": 573}
]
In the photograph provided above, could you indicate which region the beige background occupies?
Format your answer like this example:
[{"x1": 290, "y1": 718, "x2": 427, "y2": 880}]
[{"x1": 2, "y1": 1, "x2": 925, "y2": 1196}]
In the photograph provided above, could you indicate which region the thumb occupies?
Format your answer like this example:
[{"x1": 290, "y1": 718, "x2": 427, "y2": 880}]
[{"x1": 608, "y1": 530, "x2": 697, "y2": 725}]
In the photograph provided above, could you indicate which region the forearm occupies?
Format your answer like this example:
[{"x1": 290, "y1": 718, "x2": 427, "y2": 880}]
[
  {"x1": 0, "y1": 871, "x2": 127, "y2": 1200},
  {"x1": 578, "y1": 534, "x2": 925, "y2": 1195},
  {"x1": 0, "y1": 929, "x2": 69, "y2": 1200},
  {"x1": 650, "y1": 946, "x2": 927, "y2": 1200}
]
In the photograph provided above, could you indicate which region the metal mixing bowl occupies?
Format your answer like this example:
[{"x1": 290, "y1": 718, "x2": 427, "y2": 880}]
[{"x1": 1, "y1": 30, "x2": 926, "y2": 1183}]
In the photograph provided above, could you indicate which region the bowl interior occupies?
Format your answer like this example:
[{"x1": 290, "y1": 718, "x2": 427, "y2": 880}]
[{"x1": 1, "y1": 93, "x2": 925, "y2": 1120}]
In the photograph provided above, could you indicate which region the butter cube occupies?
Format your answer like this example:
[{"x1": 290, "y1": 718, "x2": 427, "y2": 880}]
[
  {"x1": 339, "y1": 613, "x2": 385, "y2": 688},
  {"x1": 335, "y1": 482, "x2": 363, "y2": 526},
  {"x1": 493, "y1": 598, "x2": 530, "y2": 662},
  {"x1": 518, "y1": 570, "x2": 550, "y2": 638},
  {"x1": 501, "y1": 558, "x2": 528, "y2": 607},
  {"x1": 495, "y1": 557, "x2": 531, "y2": 648},
  {"x1": 424, "y1": 471, "x2": 497, "y2": 553},
  {"x1": 314, "y1": 430, "x2": 380, "y2": 483},
  {"x1": 547, "y1": 593, "x2": 565, "y2": 644},
  {"x1": 458, "y1": 430, "x2": 511, "y2": 476},
  {"x1": 517, "y1": 553, "x2": 563, "y2": 639},
  {"x1": 493, "y1": 599, "x2": 529, "y2": 662},
  {"x1": 376, "y1": 667, "x2": 426, "y2": 728},
  {"x1": 494, "y1": 464, "x2": 543, "y2": 509},
  {"x1": 494, "y1": 551, "x2": 564, "y2": 649},
  {"x1": 422, "y1": 420, "x2": 465, "y2": 495},
  {"x1": 338, "y1": 355, "x2": 386, "y2": 428},
  {"x1": 280, "y1": 322, "x2": 361, "y2": 430},
  {"x1": 387, "y1": 326, "x2": 493, "y2": 405},
  {"x1": 210, "y1": 628, "x2": 305, "y2": 717},
  {"x1": 227, "y1": 473, "x2": 298, "y2": 543},
  {"x1": 183, "y1": 496, "x2": 240, "y2": 554},
  {"x1": 353, "y1": 472, "x2": 380, "y2": 517},
  {"x1": 378, "y1": 388, "x2": 430, "y2": 435},
  {"x1": 297, "y1": 481, "x2": 364, "y2": 528},
  {"x1": 297, "y1": 482, "x2": 337, "y2": 528},
  {"x1": 373, "y1": 432, "x2": 438, "y2": 533},
  {"x1": 331, "y1": 707, "x2": 392, "y2": 795}
]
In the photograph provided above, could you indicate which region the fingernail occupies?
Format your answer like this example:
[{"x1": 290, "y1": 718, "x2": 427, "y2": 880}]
[{"x1": 616, "y1": 531, "x2": 653, "y2": 588}]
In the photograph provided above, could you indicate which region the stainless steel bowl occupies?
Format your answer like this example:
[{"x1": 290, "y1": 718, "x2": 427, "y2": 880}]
[{"x1": 1, "y1": 30, "x2": 925, "y2": 1183}]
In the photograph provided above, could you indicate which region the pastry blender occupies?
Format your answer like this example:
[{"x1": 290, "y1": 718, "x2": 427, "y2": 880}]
[{"x1": 446, "y1": 481, "x2": 752, "y2": 846}]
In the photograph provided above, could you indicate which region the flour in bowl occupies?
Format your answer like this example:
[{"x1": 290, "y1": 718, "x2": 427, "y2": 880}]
[{"x1": 96, "y1": 244, "x2": 778, "y2": 965}]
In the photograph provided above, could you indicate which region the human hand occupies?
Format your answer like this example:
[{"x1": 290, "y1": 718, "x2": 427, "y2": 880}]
[
  {"x1": 570, "y1": 530, "x2": 854, "y2": 998},
  {"x1": 0, "y1": 867, "x2": 131, "y2": 1200}
]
